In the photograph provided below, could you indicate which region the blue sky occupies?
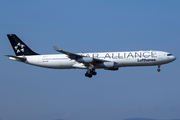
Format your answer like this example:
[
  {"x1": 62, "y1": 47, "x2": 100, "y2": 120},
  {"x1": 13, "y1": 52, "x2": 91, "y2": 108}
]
[{"x1": 0, "y1": 1, "x2": 180, "y2": 120}]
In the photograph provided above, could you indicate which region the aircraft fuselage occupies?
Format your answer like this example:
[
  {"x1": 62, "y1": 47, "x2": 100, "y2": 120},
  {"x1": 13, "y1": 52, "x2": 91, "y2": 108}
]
[
  {"x1": 9, "y1": 51, "x2": 176, "y2": 69},
  {"x1": 6, "y1": 34, "x2": 176, "y2": 78}
]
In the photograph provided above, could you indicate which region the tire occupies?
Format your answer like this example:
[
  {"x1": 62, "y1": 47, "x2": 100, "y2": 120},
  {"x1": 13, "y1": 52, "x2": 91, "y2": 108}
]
[
  {"x1": 93, "y1": 72, "x2": 97, "y2": 75},
  {"x1": 88, "y1": 74, "x2": 92, "y2": 78}
]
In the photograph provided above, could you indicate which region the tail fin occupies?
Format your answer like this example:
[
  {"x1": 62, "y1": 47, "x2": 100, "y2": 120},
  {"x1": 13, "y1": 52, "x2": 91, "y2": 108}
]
[{"x1": 7, "y1": 34, "x2": 39, "y2": 56}]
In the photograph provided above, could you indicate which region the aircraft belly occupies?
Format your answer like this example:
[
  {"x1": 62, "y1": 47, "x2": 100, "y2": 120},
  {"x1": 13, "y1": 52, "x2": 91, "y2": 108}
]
[
  {"x1": 26, "y1": 57, "x2": 75, "y2": 69},
  {"x1": 117, "y1": 59, "x2": 157, "y2": 67},
  {"x1": 40, "y1": 60, "x2": 75, "y2": 69}
]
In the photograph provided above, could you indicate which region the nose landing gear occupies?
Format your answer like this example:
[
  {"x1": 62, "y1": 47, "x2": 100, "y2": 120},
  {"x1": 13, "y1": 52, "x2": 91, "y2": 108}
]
[{"x1": 157, "y1": 65, "x2": 161, "y2": 72}]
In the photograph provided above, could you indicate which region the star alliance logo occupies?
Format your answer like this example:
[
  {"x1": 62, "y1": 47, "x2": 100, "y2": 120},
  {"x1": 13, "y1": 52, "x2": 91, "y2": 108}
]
[{"x1": 14, "y1": 42, "x2": 25, "y2": 53}]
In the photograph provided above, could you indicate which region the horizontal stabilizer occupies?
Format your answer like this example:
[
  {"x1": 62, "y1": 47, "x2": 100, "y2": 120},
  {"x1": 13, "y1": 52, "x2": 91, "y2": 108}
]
[{"x1": 5, "y1": 55, "x2": 27, "y2": 61}]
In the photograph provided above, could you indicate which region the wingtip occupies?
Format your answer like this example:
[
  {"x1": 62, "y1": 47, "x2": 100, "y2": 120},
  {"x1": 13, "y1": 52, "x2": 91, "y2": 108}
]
[
  {"x1": 53, "y1": 46, "x2": 58, "y2": 50},
  {"x1": 53, "y1": 46, "x2": 62, "y2": 51}
]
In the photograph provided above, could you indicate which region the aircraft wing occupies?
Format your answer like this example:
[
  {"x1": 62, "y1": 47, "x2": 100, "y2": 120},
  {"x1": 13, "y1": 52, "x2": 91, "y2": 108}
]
[
  {"x1": 53, "y1": 46, "x2": 108, "y2": 63},
  {"x1": 53, "y1": 46, "x2": 84, "y2": 59}
]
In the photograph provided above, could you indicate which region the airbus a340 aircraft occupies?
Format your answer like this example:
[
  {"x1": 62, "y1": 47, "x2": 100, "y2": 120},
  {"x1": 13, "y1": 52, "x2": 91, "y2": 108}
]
[{"x1": 6, "y1": 34, "x2": 176, "y2": 78}]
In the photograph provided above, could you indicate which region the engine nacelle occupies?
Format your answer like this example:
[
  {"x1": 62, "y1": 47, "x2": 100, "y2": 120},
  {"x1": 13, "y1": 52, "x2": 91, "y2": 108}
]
[
  {"x1": 77, "y1": 57, "x2": 93, "y2": 63},
  {"x1": 99, "y1": 61, "x2": 115, "y2": 68}
]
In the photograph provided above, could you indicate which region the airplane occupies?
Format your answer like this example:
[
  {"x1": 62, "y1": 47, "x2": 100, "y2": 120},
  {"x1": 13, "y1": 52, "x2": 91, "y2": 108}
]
[{"x1": 5, "y1": 34, "x2": 176, "y2": 78}]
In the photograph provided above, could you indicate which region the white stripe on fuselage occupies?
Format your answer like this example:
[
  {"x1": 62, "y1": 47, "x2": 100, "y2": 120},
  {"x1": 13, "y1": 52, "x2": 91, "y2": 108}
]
[{"x1": 12, "y1": 50, "x2": 175, "y2": 69}]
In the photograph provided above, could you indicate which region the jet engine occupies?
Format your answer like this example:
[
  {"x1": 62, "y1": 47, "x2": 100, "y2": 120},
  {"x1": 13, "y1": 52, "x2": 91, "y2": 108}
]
[
  {"x1": 99, "y1": 61, "x2": 115, "y2": 68},
  {"x1": 77, "y1": 57, "x2": 93, "y2": 63}
]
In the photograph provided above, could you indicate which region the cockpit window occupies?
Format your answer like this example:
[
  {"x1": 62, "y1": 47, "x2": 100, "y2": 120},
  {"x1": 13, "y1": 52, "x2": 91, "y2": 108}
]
[{"x1": 167, "y1": 54, "x2": 172, "y2": 56}]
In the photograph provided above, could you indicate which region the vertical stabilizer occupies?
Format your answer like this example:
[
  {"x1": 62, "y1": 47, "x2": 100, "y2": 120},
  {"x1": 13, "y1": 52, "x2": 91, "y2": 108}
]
[{"x1": 7, "y1": 34, "x2": 39, "y2": 56}]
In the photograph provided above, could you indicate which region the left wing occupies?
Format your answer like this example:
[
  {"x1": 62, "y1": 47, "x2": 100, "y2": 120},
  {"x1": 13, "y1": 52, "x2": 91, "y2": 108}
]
[
  {"x1": 53, "y1": 46, "x2": 84, "y2": 59},
  {"x1": 53, "y1": 46, "x2": 108, "y2": 64}
]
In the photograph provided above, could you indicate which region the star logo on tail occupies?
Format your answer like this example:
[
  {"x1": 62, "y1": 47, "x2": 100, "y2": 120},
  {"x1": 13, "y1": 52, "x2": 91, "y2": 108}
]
[{"x1": 14, "y1": 42, "x2": 25, "y2": 53}]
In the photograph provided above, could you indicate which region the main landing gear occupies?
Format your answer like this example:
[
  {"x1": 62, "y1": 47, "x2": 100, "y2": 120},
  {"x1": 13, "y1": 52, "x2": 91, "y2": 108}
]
[
  {"x1": 157, "y1": 65, "x2": 161, "y2": 72},
  {"x1": 85, "y1": 68, "x2": 97, "y2": 78}
]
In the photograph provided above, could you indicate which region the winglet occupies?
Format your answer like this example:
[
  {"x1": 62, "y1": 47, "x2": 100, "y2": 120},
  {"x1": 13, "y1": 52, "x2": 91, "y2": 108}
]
[
  {"x1": 53, "y1": 46, "x2": 60, "y2": 51},
  {"x1": 53, "y1": 46, "x2": 70, "y2": 55},
  {"x1": 53, "y1": 46, "x2": 81, "y2": 58},
  {"x1": 53, "y1": 46, "x2": 66, "y2": 54}
]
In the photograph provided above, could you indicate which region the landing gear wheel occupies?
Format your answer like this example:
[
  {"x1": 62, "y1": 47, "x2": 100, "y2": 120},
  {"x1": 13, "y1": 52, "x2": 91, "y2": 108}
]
[
  {"x1": 85, "y1": 72, "x2": 89, "y2": 77},
  {"x1": 85, "y1": 72, "x2": 93, "y2": 78},
  {"x1": 92, "y1": 72, "x2": 97, "y2": 75},
  {"x1": 88, "y1": 74, "x2": 92, "y2": 78},
  {"x1": 85, "y1": 67, "x2": 97, "y2": 78},
  {"x1": 157, "y1": 65, "x2": 161, "y2": 72}
]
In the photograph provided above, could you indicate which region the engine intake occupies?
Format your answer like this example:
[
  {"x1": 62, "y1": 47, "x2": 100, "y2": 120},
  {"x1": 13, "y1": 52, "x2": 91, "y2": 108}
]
[
  {"x1": 77, "y1": 57, "x2": 93, "y2": 63},
  {"x1": 99, "y1": 61, "x2": 115, "y2": 68}
]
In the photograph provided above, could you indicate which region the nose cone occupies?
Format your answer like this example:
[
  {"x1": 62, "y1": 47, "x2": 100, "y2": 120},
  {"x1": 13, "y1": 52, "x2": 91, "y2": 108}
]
[
  {"x1": 172, "y1": 56, "x2": 176, "y2": 61},
  {"x1": 166, "y1": 53, "x2": 176, "y2": 63},
  {"x1": 169, "y1": 55, "x2": 176, "y2": 62}
]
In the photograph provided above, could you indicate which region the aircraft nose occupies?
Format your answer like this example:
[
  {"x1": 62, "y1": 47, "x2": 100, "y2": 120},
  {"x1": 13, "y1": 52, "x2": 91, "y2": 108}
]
[
  {"x1": 170, "y1": 56, "x2": 176, "y2": 61},
  {"x1": 172, "y1": 56, "x2": 176, "y2": 61}
]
